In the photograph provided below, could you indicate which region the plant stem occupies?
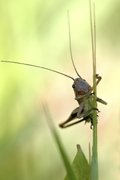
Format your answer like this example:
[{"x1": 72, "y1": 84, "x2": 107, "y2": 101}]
[{"x1": 89, "y1": 0, "x2": 98, "y2": 179}]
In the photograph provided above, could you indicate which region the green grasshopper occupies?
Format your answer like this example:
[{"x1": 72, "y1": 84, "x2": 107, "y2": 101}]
[
  {"x1": 59, "y1": 74, "x2": 107, "y2": 129},
  {"x1": 1, "y1": 9, "x2": 107, "y2": 129}
]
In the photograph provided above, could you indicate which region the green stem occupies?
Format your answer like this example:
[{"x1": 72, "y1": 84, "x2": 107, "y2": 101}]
[{"x1": 89, "y1": 0, "x2": 98, "y2": 179}]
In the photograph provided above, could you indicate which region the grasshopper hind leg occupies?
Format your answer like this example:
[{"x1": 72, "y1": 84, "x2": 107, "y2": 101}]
[
  {"x1": 59, "y1": 114, "x2": 92, "y2": 128},
  {"x1": 59, "y1": 106, "x2": 99, "y2": 129},
  {"x1": 59, "y1": 117, "x2": 86, "y2": 128}
]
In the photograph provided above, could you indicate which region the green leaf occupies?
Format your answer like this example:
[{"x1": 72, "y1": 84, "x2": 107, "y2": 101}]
[{"x1": 64, "y1": 145, "x2": 90, "y2": 180}]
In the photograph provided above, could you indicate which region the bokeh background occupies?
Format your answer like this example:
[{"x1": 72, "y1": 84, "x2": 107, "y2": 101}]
[{"x1": 0, "y1": 0, "x2": 120, "y2": 180}]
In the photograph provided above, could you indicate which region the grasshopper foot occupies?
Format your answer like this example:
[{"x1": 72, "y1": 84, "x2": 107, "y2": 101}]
[
  {"x1": 90, "y1": 122, "x2": 93, "y2": 129},
  {"x1": 89, "y1": 109, "x2": 99, "y2": 129}
]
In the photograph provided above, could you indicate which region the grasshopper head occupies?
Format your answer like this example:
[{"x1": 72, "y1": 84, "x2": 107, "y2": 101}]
[{"x1": 72, "y1": 78, "x2": 92, "y2": 97}]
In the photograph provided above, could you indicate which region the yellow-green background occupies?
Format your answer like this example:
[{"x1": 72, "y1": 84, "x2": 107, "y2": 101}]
[{"x1": 0, "y1": 0, "x2": 120, "y2": 180}]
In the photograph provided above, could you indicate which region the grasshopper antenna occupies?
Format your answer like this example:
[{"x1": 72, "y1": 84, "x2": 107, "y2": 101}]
[
  {"x1": 67, "y1": 10, "x2": 82, "y2": 79},
  {"x1": 1, "y1": 60, "x2": 74, "y2": 80}
]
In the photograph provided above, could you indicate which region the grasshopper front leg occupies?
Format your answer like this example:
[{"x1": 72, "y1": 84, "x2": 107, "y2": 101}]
[
  {"x1": 76, "y1": 101, "x2": 98, "y2": 120},
  {"x1": 91, "y1": 74, "x2": 102, "y2": 91},
  {"x1": 91, "y1": 74, "x2": 107, "y2": 105},
  {"x1": 75, "y1": 92, "x2": 94, "y2": 101},
  {"x1": 77, "y1": 107, "x2": 98, "y2": 119}
]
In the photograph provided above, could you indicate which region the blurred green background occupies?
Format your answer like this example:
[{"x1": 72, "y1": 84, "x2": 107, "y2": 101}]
[{"x1": 0, "y1": 0, "x2": 120, "y2": 180}]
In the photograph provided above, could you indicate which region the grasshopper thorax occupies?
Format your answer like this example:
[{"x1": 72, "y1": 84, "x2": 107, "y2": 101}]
[{"x1": 72, "y1": 78, "x2": 92, "y2": 97}]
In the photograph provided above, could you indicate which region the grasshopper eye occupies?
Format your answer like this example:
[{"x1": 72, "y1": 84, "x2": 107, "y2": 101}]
[{"x1": 72, "y1": 84, "x2": 75, "y2": 89}]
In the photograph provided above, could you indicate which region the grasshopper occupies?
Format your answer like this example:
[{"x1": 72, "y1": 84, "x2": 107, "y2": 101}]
[{"x1": 1, "y1": 9, "x2": 107, "y2": 129}]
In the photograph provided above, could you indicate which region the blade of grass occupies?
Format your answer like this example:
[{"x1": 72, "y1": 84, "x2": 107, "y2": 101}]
[{"x1": 42, "y1": 102, "x2": 77, "y2": 180}]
